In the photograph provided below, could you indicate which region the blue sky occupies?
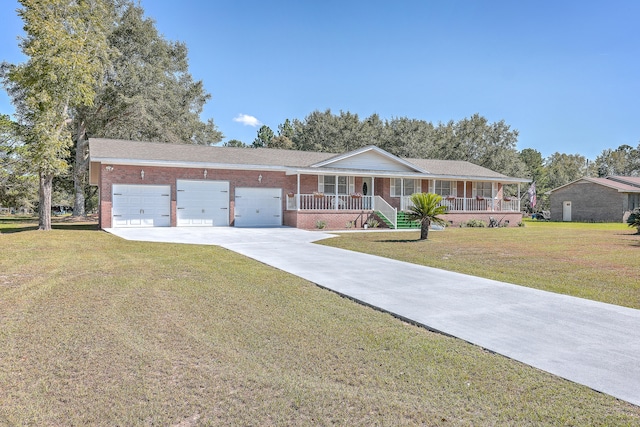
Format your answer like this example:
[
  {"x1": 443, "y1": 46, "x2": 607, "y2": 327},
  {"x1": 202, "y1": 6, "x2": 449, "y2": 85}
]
[{"x1": 2, "y1": 1, "x2": 640, "y2": 160}]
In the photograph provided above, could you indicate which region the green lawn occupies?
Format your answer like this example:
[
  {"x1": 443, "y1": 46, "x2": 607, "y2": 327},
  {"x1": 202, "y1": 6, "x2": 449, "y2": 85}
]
[
  {"x1": 320, "y1": 220, "x2": 640, "y2": 310},
  {"x1": 1, "y1": 221, "x2": 639, "y2": 425}
]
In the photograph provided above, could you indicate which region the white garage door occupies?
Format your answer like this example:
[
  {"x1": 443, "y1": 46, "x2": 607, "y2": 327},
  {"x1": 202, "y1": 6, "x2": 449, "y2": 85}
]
[
  {"x1": 112, "y1": 184, "x2": 171, "y2": 227},
  {"x1": 176, "y1": 180, "x2": 229, "y2": 226},
  {"x1": 234, "y1": 187, "x2": 282, "y2": 227}
]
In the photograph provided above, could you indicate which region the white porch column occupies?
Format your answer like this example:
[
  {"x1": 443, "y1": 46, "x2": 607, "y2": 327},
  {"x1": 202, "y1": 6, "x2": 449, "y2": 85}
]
[
  {"x1": 371, "y1": 177, "x2": 375, "y2": 210},
  {"x1": 296, "y1": 174, "x2": 301, "y2": 210},
  {"x1": 463, "y1": 181, "x2": 467, "y2": 211},
  {"x1": 334, "y1": 175, "x2": 338, "y2": 211}
]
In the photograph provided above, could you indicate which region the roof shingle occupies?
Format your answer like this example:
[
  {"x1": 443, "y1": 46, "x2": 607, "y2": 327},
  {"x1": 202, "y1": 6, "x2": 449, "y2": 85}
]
[{"x1": 89, "y1": 138, "x2": 523, "y2": 181}]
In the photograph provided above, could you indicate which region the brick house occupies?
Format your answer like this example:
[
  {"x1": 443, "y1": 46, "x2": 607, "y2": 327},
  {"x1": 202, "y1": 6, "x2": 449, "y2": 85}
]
[
  {"x1": 547, "y1": 176, "x2": 640, "y2": 222},
  {"x1": 89, "y1": 138, "x2": 529, "y2": 230}
]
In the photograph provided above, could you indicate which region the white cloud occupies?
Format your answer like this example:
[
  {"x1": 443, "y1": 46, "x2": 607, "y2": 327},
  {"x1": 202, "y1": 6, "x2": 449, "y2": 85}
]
[{"x1": 233, "y1": 114, "x2": 261, "y2": 127}]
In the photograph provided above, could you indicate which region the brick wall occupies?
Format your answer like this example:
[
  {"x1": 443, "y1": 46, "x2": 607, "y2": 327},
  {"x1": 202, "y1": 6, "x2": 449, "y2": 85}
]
[
  {"x1": 286, "y1": 211, "x2": 375, "y2": 230},
  {"x1": 98, "y1": 164, "x2": 291, "y2": 228},
  {"x1": 445, "y1": 212, "x2": 523, "y2": 227},
  {"x1": 550, "y1": 181, "x2": 625, "y2": 222},
  {"x1": 97, "y1": 164, "x2": 523, "y2": 229}
]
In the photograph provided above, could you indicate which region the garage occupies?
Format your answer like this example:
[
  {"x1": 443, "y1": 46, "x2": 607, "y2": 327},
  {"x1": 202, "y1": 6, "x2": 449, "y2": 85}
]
[
  {"x1": 112, "y1": 184, "x2": 171, "y2": 227},
  {"x1": 234, "y1": 187, "x2": 282, "y2": 227},
  {"x1": 176, "y1": 180, "x2": 229, "y2": 226}
]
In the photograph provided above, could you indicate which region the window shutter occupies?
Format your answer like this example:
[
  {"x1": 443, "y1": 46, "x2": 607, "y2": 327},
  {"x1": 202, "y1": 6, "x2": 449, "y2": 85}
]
[
  {"x1": 349, "y1": 176, "x2": 355, "y2": 194},
  {"x1": 318, "y1": 176, "x2": 324, "y2": 193},
  {"x1": 472, "y1": 182, "x2": 477, "y2": 197}
]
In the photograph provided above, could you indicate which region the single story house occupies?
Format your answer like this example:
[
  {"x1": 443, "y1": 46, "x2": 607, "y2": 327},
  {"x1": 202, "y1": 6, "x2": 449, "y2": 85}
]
[
  {"x1": 89, "y1": 138, "x2": 530, "y2": 230},
  {"x1": 547, "y1": 176, "x2": 640, "y2": 222}
]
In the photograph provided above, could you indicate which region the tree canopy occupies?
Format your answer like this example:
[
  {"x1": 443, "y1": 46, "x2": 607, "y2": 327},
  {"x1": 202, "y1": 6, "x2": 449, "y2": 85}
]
[
  {"x1": 1, "y1": 0, "x2": 112, "y2": 229},
  {"x1": 70, "y1": 0, "x2": 223, "y2": 216}
]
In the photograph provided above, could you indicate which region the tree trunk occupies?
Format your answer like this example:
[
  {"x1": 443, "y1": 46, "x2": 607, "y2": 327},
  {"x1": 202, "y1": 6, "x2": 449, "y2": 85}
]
[
  {"x1": 38, "y1": 172, "x2": 53, "y2": 231},
  {"x1": 420, "y1": 219, "x2": 430, "y2": 240},
  {"x1": 73, "y1": 120, "x2": 88, "y2": 217}
]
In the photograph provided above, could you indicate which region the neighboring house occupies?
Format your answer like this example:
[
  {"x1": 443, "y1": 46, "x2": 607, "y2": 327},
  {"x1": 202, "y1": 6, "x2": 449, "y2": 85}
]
[
  {"x1": 88, "y1": 138, "x2": 529, "y2": 230},
  {"x1": 547, "y1": 176, "x2": 640, "y2": 222}
]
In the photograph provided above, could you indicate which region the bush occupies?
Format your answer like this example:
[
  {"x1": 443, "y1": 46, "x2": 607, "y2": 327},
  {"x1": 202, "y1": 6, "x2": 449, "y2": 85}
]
[
  {"x1": 366, "y1": 218, "x2": 380, "y2": 228},
  {"x1": 315, "y1": 220, "x2": 327, "y2": 229},
  {"x1": 462, "y1": 219, "x2": 486, "y2": 228},
  {"x1": 627, "y1": 208, "x2": 640, "y2": 234}
]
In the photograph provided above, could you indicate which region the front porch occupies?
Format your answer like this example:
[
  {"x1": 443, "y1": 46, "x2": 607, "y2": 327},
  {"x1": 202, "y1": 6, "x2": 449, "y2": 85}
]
[{"x1": 284, "y1": 193, "x2": 522, "y2": 229}]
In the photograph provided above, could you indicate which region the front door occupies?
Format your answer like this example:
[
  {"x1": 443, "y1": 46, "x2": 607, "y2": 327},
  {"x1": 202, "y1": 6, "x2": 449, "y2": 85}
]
[
  {"x1": 362, "y1": 177, "x2": 372, "y2": 209},
  {"x1": 563, "y1": 201, "x2": 572, "y2": 221}
]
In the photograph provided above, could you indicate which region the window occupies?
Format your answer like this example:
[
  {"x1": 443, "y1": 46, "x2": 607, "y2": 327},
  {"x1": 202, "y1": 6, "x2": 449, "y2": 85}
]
[
  {"x1": 630, "y1": 194, "x2": 640, "y2": 210},
  {"x1": 391, "y1": 179, "x2": 421, "y2": 197},
  {"x1": 434, "y1": 180, "x2": 453, "y2": 196},
  {"x1": 474, "y1": 182, "x2": 492, "y2": 198},
  {"x1": 318, "y1": 176, "x2": 354, "y2": 194}
]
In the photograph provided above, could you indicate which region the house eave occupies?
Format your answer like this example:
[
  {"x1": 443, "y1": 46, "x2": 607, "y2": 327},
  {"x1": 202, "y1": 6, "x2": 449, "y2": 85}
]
[
  {"x1": 89, "y1": 157, "x2": 290, "y2": 173},
  {"x1": 287, "y1": 167, "x2": 529, "y2": 183}
]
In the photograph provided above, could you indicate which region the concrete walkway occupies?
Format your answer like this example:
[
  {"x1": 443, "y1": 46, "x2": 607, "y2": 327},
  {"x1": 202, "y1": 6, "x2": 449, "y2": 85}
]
[{"x1": 107, "y1": 227, "x2": 640, "y2": 407}]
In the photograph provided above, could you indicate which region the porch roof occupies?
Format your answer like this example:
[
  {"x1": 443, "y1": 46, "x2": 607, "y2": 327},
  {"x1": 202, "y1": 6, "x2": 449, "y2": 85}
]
[{"x1": 89, "y1": 138, "x2": 529, "y2": 183}]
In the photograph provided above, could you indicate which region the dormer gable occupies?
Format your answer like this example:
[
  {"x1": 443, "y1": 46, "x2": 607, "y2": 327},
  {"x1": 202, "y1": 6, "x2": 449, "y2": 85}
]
[{"x1": 310, "y1": 145, "x2": 426, "y2": 173}]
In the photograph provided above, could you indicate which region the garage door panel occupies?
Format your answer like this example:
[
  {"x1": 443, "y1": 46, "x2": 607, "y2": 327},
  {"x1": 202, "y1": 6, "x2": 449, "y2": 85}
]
[
  {"x1": 235, "y1": 187, "x2": 282, "y2": 227},
  {"x1": 176, "y1": 180, "x2": 229, "y2": 227},
  {"x1": 112, "y1": 184, "x2": 171, "y2": 228}
]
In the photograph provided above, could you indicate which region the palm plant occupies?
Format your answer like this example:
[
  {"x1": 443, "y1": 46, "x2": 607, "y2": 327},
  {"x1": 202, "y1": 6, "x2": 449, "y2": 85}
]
[
  {"x1": 406, "y1": 192, "x2": 448, "y2": 240},
  {"x1": 627, "y1": 208, "x2": 640, "y2": 234}
]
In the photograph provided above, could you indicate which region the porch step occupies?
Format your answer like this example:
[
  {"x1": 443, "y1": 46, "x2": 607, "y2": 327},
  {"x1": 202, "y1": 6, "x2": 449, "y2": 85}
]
[
  {"x1": 397, "y1": 212, "x2": 420, "y2": 229},
  {"x1": 375, "y1": 211, "x2": 421, "y2": 229}
]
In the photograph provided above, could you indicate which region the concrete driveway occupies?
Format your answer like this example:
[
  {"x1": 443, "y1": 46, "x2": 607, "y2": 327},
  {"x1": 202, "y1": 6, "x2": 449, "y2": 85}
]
[{"x1": 106, "y1": 226, "x2": 640, "y2": 407}]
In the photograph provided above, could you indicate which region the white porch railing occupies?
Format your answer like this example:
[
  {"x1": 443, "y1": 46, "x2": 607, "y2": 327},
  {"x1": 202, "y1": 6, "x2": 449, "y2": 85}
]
[
  {"x1": 287, "y1": 194, "x2": 520, "y2": 213},
  {"x1": 288, "y1": 194, "x2": 373, "y2": 211},
  {"x1": 375, "y1": 196, "x2": 397, "y2": 229},
  {"x1": 437, "y1": 197, "x2": 520, "y2": 212},
  {"x1": 402, "y1": 195, "x2": 520, "y2": 212}
]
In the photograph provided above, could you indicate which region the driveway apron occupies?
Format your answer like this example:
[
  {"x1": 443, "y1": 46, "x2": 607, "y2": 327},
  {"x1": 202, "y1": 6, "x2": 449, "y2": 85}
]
[{"x1": 107, "y1": 227, "x2": 640, "y2": 407}]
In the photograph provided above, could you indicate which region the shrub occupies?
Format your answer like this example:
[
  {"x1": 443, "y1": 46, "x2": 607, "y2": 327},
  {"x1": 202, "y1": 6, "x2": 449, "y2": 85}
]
[
  {"x1": 627, "y1": 208, "x2": 640, "y2": 234},
  {"x1": 464, "y1": 219, "x2": 487, "y2": 228},
  {"x1": 345, "y1": 220, "x2": 354, "y2": 229},
  {"x1": 517, "y1": 221, "x2": 525, "y2": 227},
  {"x1": 315, "y1": 220, "x2": 327, "y2": 229},
  {"x1": 366, "y1": 218, "x2": 380, "y2": 228}
]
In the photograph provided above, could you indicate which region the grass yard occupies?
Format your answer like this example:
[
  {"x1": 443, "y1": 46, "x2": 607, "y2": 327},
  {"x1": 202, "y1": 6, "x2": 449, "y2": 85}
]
[
  {"x1": 1, "y1": 220, "x2": 639, "y2": 425},
  {"x1": 320, "y1": 220, "x2": 640, "y2": 310}
]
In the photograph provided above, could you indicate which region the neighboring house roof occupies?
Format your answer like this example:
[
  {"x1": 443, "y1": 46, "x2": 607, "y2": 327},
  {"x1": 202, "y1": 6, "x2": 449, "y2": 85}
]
[
  {"x1": 546, "y1": 176, "x2": 640, "y2": 194},
  {"x1": 89, "y1": 138, "x2": 528, "y2": 183},
  {"x1": 606, "y1": 176, "x2": 640, "y2": 188}
]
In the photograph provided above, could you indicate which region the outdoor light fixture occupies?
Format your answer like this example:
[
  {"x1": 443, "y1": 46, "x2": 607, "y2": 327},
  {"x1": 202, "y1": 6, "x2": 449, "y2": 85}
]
[
  {"x1": 258, "y1": 174, "x2": 263, "y2": 183},
  {"x1": 105, "y1": 165, "x2": 113, "y2": 172},
  {"x1": 141, "y1": 170, "x2": 145, "y2": 180},
  {"x1": 203, "y1": 169, "x2": 208, "y2": 178}
]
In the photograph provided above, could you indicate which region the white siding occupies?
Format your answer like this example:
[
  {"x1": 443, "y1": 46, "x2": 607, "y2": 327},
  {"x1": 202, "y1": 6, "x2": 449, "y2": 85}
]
[{"x1": 325, "y1": 151, "x2": 416, "y2": 172}]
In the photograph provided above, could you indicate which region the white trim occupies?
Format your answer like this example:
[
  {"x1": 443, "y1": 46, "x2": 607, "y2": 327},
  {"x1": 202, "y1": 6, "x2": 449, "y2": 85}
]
[{"x1": 310, "y1": 145, "x2": 428, "y2": 173}]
